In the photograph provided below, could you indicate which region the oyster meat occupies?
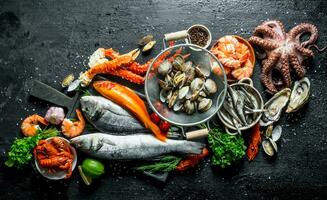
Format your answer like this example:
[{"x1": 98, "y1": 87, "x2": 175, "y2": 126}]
[{"x1": 260, "y1": 88, "x2": 291, "y2": 126}]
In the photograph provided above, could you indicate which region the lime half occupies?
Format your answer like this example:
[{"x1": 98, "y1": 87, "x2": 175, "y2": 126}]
[{"x1": 82, "y1": 158, "x2": 105, "y2": 178}]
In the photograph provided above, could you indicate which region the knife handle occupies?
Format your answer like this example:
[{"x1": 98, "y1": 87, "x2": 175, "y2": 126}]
[{"x1": 29, "y1": 80, "x2": 73, "y2": 108}]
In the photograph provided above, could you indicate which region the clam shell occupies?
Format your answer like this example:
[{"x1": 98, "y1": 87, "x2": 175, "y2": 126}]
[
  {"x1": 198, "y1": 98, "x2": 212, "y2": 112},
  {"x1": 179, "y1": 86, "x2": 189, "y2": 99},
  {"x1": 62, "y1": 74, "x2": 75, "y2": 88},
  {"x1": 173, "y1": 100, "x2": 183, "y2": 111},
  {"x1": 269, "y1": 138, "x2": 278, "y2": 153},
  {"x1": 286, "y1": 77, "x2": 310, "y2": 113},
  {"x1": 172, "y1": 55, "x2": 185, "y2": 71},
  {"x1": 264, "y1": 125, "x2": 273, "y2": 138},
  {"x1": 158, "y1": 60, "x2": 172, "y2": 76},
  {"x1": 142, "y1": 40, "x2": 156, "y2": 52},
  {"x1": 271, "y1": 125, "x2": 282, "y2": 142},
  {"x1": 168, "y1": 90, "x2": 178, "y2": 108},
  {"x1": 190, "y1": 78, "x2": 204, "y2": 92},
  {"x1": 138, "y1": 35, "x2": 153, "y2": 46},
  {"x1": 260, "y1": 88, "x2": 291, "y2": 126},
  {"x1": 67, "y1": 79, "x2": 81, "y2": 92},
  {"x1": 160, "y1": 89, "x2": 172, "y2": 103},
  {"x1": 262, "y1": 139, "x2": 275, "y2": 157},
  {"x1": 184, "y1": 100, "x2": 195, "y2": 115},
  {"x1": 204, "y1": 79, "x2": 217, "y2": 94}
]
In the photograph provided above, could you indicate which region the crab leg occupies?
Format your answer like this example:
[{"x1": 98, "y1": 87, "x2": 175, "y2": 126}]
[
  {"x1": 108, "y1": 69, "x2": 145, "y2": 84},
  {"x1": 104, "y1": 48, "x2": 151, "y2": 75},
  {"x1": 80, "y1": 49, "x2": 138, "y2": 86}
]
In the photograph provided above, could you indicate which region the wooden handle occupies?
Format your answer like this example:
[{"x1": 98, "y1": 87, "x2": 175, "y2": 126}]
[
  {"x1": 164, "y1": 30, "x2": 188, "y2": 42},
  {"x1": 186, "y1": 128, "x2": 209, "y2": 140}
]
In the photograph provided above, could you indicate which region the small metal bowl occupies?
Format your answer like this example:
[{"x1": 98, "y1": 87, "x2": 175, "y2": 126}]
[
  {"x1": 186, "y1": 24, "x2": 212, "y2": 49},
  {"x1": 34, "y1": 137, "x2": 77, "y2": 180},
  {"x1": 217, "y1": 78, "x2": 264, "y2": 133}
]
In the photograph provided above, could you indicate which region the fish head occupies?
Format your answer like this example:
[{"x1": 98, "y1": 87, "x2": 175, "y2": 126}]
[
  {"x1": 80, "y1": 96, "x2": 106, "y2": 121},
  {"x1": 70, "y1": 134, "x2": 103, "y2": 152}
]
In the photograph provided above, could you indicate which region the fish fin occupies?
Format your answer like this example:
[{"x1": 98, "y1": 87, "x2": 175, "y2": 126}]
[
  {"x1": 90, "y1": 137, "x2": 104, "y2": 152},
  {"x1": 101, "y1": 138, "x2": 116, "y2": 146}
]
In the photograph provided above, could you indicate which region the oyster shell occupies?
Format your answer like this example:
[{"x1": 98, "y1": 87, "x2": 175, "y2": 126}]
[
  {"x1": 286, "y1": 77, "x2": 310, "y2": 113},
  {"x1": 260, "y1": 88, "x2": 291, "y2": 126}
]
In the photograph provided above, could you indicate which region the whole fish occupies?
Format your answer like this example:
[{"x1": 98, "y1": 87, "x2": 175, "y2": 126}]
[
  {"x1": 70, "y1": 133, "x2": 205, "y2": 160},
  {"x1": 80, "y1": 96, "x2": 148, "y2": 134},
  {"x1": 93, "y1": 81, "x2": 166, "y2": 141}
]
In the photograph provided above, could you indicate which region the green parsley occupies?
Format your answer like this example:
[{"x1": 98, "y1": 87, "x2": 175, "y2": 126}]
[{"x1": 208, "y1": 128, "x2": 245, "y2": 168}]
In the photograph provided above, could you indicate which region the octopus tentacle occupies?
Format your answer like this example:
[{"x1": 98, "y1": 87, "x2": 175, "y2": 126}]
[
  {"x1": 260, "y1": 51, "x2": 281, "y2": 93},
  {"x1": 295, "y1": 44, "x2": 314, "y2": 58},
  {"x1": 288, "y1": 23, "x2": 318, "y2": 47},
  {"x1": 289, "y1": 51, "x2": 306, "y2": 78},
  {"x1": 262, "y1": 20, "x2": 286, "y2": 40},
  {"x1": 253, "y1": 25, "x2": 281, "y2": 39},
  {"x1": 249, "y1": 36, "x2": 279, "y2": 50},
  {"x1": 279, "y1": 55, "x2": 292, "y2": 88}
]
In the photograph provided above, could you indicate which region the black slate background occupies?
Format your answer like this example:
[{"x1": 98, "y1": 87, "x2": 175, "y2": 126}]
[{"x1": 0, "y1": 0, "x2": 327, "y2": 199}]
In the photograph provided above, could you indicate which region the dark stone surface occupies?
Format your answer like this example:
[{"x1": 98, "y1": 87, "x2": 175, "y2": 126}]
[{"x1": 0, "y1": 0, "x2": 327, "y2": 199}]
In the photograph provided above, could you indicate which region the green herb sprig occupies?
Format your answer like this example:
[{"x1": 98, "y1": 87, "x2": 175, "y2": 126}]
[
  {"x1": 136, "y1": 155, "x2": 182, "y2": 173},
  {"x1": 208, "y1": 128, "x2": 245, "y2": 168},
  {"x1": 5, "y1": 127, "x2": 59, "y2": 169}
]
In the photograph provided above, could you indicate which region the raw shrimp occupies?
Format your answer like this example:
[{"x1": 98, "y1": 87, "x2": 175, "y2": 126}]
[
  {"x1": 21, "y1": 114, "x2": 49, "y2": 137},
  {"x1": 211, "y1": 35, "x2": 253, "y2": 80},
  {"x1": 231, "y1": 60, "x2": 254, "y2": 80},
  {"x1": 61, "y1": 109, "x2": 85, "y2": 138}
]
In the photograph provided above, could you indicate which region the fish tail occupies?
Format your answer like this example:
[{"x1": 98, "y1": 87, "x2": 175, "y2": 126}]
[{"x1": 180, "y1": 141, "x2": 205, "y2": 154}]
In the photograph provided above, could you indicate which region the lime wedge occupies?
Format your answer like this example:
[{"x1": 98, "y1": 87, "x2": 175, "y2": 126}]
[{"x1": 78, "y1": 165, "x2": 92, "y2": 186}]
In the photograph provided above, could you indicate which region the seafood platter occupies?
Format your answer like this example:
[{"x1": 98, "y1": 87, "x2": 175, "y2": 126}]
[{"x1": 4, "y1": 21, "x2": 326, "y2": 184}]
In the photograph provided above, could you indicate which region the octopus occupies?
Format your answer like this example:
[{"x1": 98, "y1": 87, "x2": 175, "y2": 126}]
[{"x1": 249, "y1": 20, "x2": 318, "y2": 93}]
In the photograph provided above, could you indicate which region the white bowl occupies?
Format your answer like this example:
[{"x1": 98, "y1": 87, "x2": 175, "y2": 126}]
[{"x1": 34, "y1": 137, "x2": 77, "y2": 180}]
